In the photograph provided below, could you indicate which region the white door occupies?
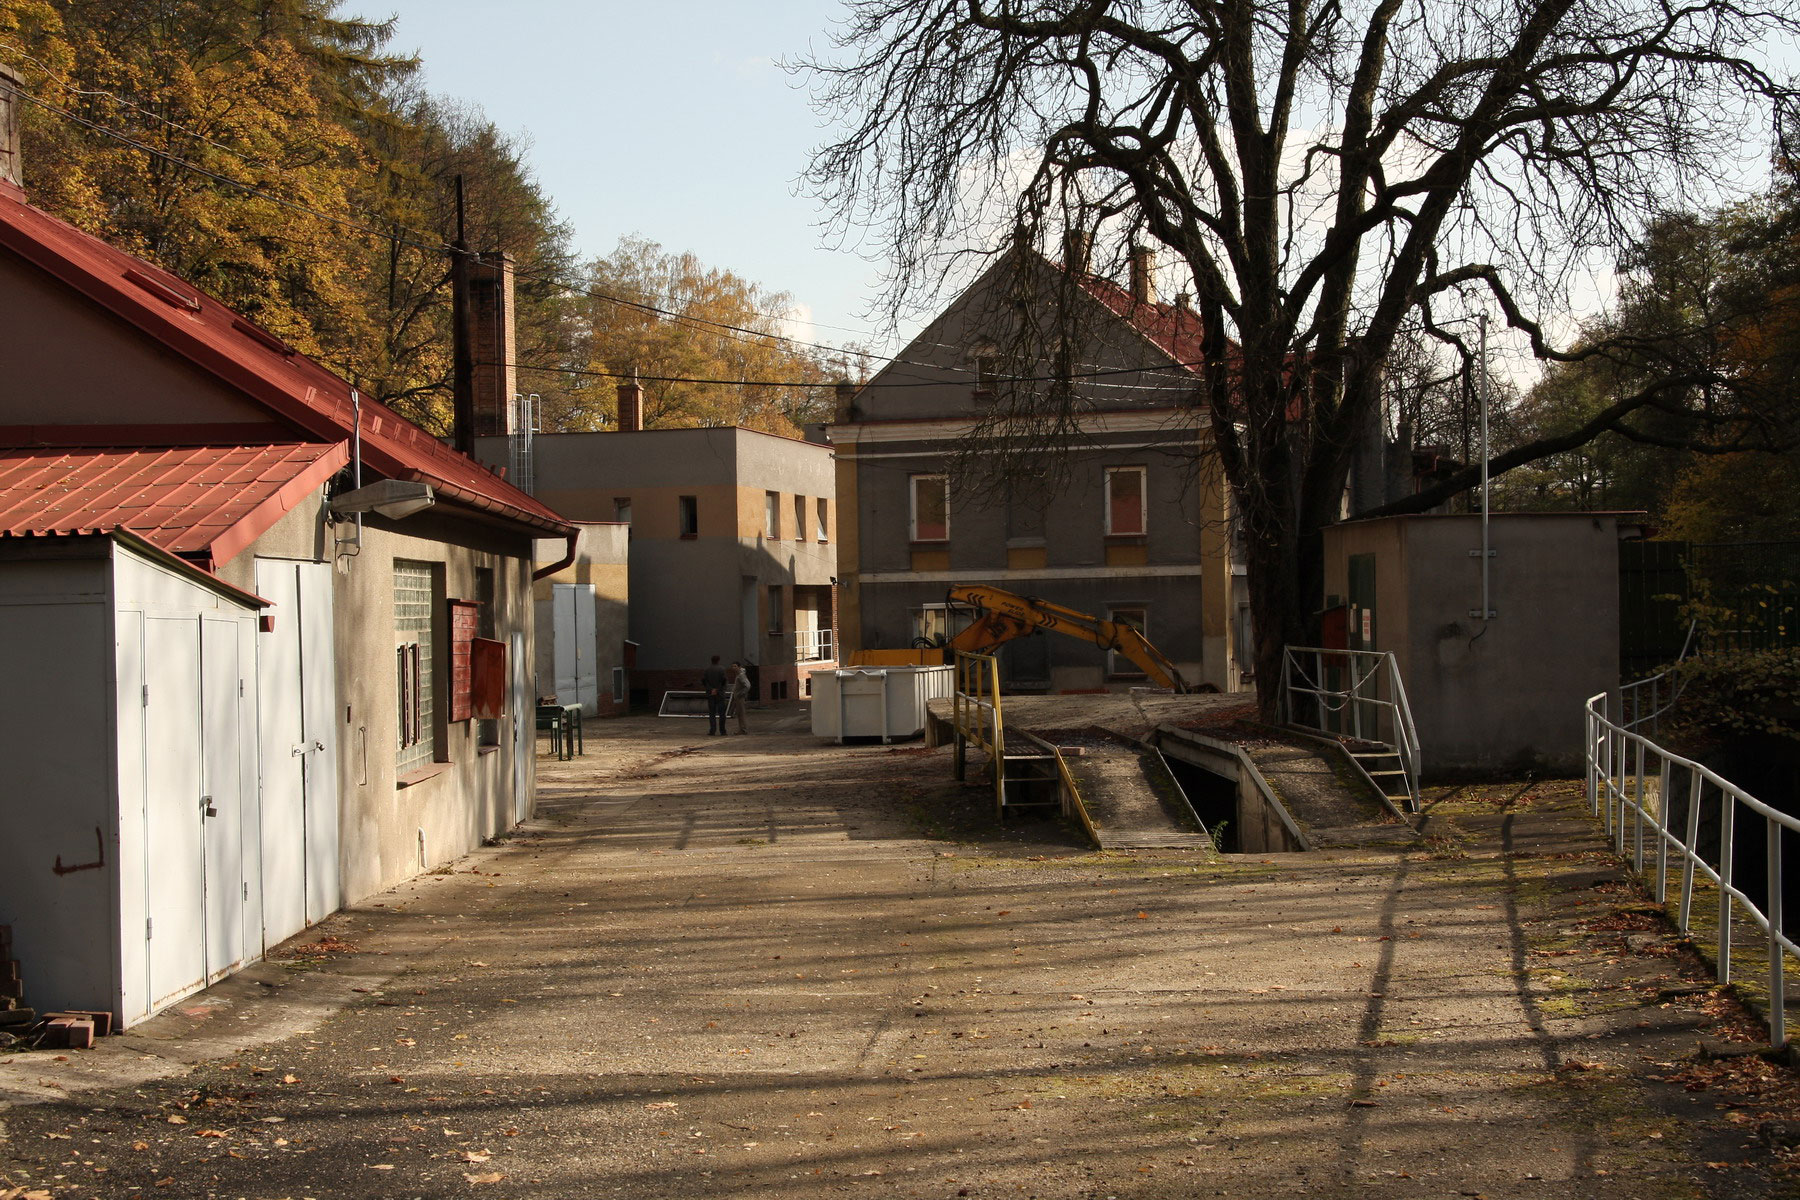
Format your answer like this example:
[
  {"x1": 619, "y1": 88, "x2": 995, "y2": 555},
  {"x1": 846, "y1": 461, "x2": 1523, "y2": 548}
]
[
  {"x1": 200, "y1": 618, "x2": 244, "y2": 982},
  {"x1": 144, "y1": 617, "x2": 206, "y2": 1009},
  {"x1": 298, "y1": 564, "x2": 340, "y2": 922},
  {"x1": 552, "y1": 583, "x2": 598, "y2": 712},
  {"x1": 255, "y1": 559, "x2": 340, "y2": 946},
  {"x1": 511, "y1": 630, "x2": 531, "y2": 823}
]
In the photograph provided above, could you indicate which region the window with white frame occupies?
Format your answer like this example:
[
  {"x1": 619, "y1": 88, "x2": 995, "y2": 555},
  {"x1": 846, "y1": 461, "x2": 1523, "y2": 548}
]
[
  {"x1": 793, "y1": 494, "x2": 806, "y2": 542},
  {"x1": 910, "y1": 474, "x2": 948, "y2": 542},
  {"x1": 1105, "y1": 466, "x2": 1147, "y2": 536},
  {"x1": 815, "y1": 497, "x2": 829, "y2": 542},
  {"x1": 395, "y1": 559, "x2": 437, "y2": 775},
  {"x1": 765, "y1": 491, "x2": 781, "y2": 539}
]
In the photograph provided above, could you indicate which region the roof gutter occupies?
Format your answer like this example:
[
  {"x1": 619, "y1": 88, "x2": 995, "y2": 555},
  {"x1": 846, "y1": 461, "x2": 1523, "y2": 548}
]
[{"x1": 532, "y1": 529, "x2": 579, "y2": 581}]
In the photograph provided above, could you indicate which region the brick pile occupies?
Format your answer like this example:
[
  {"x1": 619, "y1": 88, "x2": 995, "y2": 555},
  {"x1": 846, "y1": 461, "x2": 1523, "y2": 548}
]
[{"x1": 0, "y1": 925, "x2": 116, "y2": 1049}]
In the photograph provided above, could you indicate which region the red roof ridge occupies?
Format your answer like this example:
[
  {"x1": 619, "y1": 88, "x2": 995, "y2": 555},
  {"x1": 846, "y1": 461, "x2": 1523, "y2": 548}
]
[{"x1": 0, "y1": 189, "x2": 575, "y2": 538}]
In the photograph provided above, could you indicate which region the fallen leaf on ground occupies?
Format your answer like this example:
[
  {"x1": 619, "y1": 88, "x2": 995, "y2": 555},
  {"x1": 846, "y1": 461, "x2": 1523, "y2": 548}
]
[{"x1": 463, "y1": 1171, "x2": 505, "y2": 1184}]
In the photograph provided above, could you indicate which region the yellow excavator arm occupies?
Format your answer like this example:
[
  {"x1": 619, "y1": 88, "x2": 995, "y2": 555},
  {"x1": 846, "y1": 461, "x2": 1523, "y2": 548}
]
[{"x1": 943, "y1": 584, "x2": 1189, "y2": 692}]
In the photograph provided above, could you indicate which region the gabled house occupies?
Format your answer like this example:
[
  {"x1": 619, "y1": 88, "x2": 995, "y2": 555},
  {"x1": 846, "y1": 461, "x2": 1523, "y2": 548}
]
[
  {"x1": 0, "y1": 102, "x2": 577, "y2": 1026},
  {"x1": 831, "y1": 246, "x2": 1247, "y2": 693}
]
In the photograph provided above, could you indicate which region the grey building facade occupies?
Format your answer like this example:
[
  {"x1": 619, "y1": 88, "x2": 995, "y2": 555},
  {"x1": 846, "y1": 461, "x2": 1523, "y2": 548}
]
[{"x1": 833, "y1": 250, "x2": 1247, "y2": 692}]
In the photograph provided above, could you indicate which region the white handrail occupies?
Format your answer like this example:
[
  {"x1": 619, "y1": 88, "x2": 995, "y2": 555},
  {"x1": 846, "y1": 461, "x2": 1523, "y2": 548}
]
[
  {"x1": 1586, "y1": 688, "x2": 1799, "y2": 1046},
  {"x1": 1280, "y1": 647, "x2": 1422, "y2": 812}
]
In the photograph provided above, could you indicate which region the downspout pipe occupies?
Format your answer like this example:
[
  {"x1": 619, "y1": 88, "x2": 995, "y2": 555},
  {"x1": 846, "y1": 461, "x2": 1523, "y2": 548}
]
[{"x1": 532, "y1": 530, "x2": 578, "y2": 581}]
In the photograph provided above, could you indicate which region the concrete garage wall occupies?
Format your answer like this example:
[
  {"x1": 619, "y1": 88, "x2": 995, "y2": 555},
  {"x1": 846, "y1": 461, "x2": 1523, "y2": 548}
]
[
  {"x1": 1324, "y1": 514, "x2": 1625, "y2": 775},
  {"x1": 0, "y1": 551, "x2": 117, "y2": 1020}
]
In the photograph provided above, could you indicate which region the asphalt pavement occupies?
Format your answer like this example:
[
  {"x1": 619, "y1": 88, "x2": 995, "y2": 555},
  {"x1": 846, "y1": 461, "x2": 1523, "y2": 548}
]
[{"x1": 2, "y1": 705, "x2": 1797, "y2": 1199}]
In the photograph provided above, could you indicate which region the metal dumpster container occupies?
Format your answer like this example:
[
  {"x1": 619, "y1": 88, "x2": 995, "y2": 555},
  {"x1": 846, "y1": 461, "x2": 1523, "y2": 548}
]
[{"x1": 810, "y1": 665, "x2": 953, "y2": 742}]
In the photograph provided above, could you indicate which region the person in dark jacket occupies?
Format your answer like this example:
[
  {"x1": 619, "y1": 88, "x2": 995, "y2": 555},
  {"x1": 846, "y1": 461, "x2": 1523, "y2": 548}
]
[{"x1": 701, "y1": 655, "x2": 728, "y2": 735}]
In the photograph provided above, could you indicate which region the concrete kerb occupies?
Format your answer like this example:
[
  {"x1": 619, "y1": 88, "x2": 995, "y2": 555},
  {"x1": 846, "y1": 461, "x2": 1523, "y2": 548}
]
[{"x1": 1156, "y1": 724, "x2": 1313, "y2": 850}]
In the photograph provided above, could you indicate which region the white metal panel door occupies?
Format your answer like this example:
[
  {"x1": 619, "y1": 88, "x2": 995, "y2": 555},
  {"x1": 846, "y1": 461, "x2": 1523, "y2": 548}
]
[
  {"x1": 144, "y1": 617, "x2": 206, "y2": 1009},
  {"x1": 255, "y1": 563, "x2": 307, "y2": 945},
  {"x1": 552, "y1": 583, "x2": 598, "y2": 712},
  {"x1": 297, "y1": 563, "x2": 340, "y2": 922},
  {"x1": 511, "y1": 630, "x2": 531, "y2": 823},
  {"x1": 254, "y1": 560, "x2": 340, "y2": 942},
  {"x1": 200, "y1": 618, "x2": 244, "y2": 982}
]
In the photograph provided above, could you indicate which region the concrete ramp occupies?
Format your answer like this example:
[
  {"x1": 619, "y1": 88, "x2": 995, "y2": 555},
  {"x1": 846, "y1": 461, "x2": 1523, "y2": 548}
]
[{"x1": 1051, "y1": 736, "x2": 1212, "y2": 850}]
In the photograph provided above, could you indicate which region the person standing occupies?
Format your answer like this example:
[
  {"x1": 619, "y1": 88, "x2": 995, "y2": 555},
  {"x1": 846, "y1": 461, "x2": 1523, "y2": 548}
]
[
  {"x1": 701, "y1": 655, "x2": 728, "y2": 735},
  {"x1": 727, "y1": 660, "x2": 752, "y2": 735}
]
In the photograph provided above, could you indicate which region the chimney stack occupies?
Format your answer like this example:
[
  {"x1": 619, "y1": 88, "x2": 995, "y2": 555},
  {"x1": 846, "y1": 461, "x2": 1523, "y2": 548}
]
[
  {"x1": 0, "y1": 65, "x2": 22, "y2": 189},
  {"x1": 834, "y1": 379, "x2": 859, "y2": 424},
  {"x1": 1129, "y1": 245, "x2": 1157, "y2": 305},
  {"x1": 468, "y1": 251, "x2": 517, "y2": 437},
  {"x1": 616, "y1": 374, "x2": 644, "y2": 432},
  {"x1": 1063, "y1": 229, "x2": 1092, "y2": 275}
]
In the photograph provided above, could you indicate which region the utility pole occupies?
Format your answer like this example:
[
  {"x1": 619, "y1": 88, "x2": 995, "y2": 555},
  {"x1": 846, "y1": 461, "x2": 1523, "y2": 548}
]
[{"x1": 450, "y1": 175, "x2": 475, "y2": 457}]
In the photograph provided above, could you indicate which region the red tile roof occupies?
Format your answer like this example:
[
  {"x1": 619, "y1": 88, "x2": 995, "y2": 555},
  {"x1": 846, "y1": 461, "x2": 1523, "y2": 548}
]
[
  {"x1": 0, "y1": 182, "x2": 574, "y2": 538},
  {"x1": 1078, "y1": 274, "x2": 1208, "y2": 372},
  {"x1": 0, "y1": 442, "x2": 347, "y2": 565}
]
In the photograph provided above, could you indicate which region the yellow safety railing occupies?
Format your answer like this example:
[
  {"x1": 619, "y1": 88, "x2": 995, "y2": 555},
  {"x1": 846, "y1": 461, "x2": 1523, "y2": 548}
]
[{"x1": 951, "y1": 650, "x2": 1007, "y2": 819}]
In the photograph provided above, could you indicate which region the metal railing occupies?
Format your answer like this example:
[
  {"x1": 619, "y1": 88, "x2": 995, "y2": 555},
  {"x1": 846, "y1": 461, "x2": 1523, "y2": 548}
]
[
  {"x1": 1278, "y1": 646, "x2": 1422, "y2": 812},
  {"x1": 1616, "y1": 619, "x2": 1697, "y2": 735},
  {"x1": 951, "y1": 651, "x2": 1007, "y2": 819},
  {"x1": 792, "y1": 627, "x2": 835, "y2": 663},
  {"x1": 1586, "y1": 689, "x2": 1800, "y2": 1047}
]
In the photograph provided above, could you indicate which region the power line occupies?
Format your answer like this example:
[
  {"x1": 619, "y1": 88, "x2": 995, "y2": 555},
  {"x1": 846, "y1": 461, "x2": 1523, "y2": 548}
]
[
  {"x1": 6, "y1": 74, "x2": 1214, "y2": 392},
  {"x1": 500, "y1": 358, "x2": 1207, "y2": 390}
]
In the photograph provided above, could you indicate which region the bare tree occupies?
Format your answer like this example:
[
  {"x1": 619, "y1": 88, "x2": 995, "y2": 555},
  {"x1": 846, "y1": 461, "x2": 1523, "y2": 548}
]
[{"x1": 803, "y1": 0, "x2": 1800, "y2": 713}]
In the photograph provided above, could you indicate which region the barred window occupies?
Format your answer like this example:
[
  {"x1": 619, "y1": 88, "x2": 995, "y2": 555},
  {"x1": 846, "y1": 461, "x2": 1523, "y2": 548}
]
[{"x1": 395, "y1": 560, "x2": 437, "y2": 776}]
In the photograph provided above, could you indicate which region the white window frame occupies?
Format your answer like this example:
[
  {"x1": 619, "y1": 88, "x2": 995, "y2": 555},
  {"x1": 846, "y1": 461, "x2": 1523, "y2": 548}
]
[
  {"x1": 909, "y1": 474, "x2": 949, "y2": 543},
  {"x1": 815, "y1": 497, "x2": 829, "y2": 543},
  {"x1": 765, "y1": 490, "x2": 781, "y2": 540},
  {"x1": 793, "y1": 494, "x2": 806, "y2": 542},
  {"x1": 1104, "y1": 466, "x2": 1147, "y2": 537}
]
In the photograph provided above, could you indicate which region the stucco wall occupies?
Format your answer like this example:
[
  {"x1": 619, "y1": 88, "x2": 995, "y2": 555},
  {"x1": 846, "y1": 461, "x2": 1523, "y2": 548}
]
[
  {"x1": 478, "y1": 427, "x2": 840, "y2": 697},
  {"x1": 216, "y1": 494, "x2": 542, "y2": 909},
  {"x1": 0, "y1": 254, "x2": 273, "y2": 427},
  {"x1": 1324, "y1": 514, "x2": 1623, "y2": 774}
]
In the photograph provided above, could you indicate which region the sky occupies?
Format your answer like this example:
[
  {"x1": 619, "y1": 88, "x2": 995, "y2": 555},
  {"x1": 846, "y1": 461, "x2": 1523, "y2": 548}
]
[{"x1": 367, "y1": 0, "x2": 908, "y2": 353}]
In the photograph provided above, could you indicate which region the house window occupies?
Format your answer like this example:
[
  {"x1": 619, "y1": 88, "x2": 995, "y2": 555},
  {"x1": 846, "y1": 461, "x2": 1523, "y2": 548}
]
[
  {"x1": 765, "y1": 491, "x2": 781, "y2": 539},
  {"x1": 679, "y1": 495, "x2": 698, "y2": 537},
  {"x1": 910, "y1": 474, "x2": 948, "y2": 542},
  {"x1": 793, "y1": 494, "x2": 806, "y2": 541},
  {"x1": 475, "y1": 567, "x2": 500, "y2": 747},
  {"x1": 395, "y1": 559, "x2": 438, "y2": 776},
  {"x1": 612, "y1": 665, "x2": 626, "y2": 703},
  {"x1": 767, "y1": 584, "x2": 784, "y2": 634},
  {"x1": 613, "y1": 497, "x2": 631, "y2": 525},
  {"x1": 816, "y1": 497, "x2": 829, "y2": 543},
  {"x1": 1105, "y1": 466, "x2": 1146, "y2": 536},
  {"x1": 1107, "y1": 606, "x2": 1148, "y2": 677},
  {"x1": 971, "y1": 341, "x2": 1000, "y2": 398}
]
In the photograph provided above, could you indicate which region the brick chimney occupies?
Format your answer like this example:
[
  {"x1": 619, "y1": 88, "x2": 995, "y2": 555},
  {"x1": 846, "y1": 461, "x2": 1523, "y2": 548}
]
[
  {"x1": 1063, "y1": 230, "x2": 1091, "y2": 275},
  {"x1": 0, "y1": 65, "x2": 22, "y2": 190},
  {"x1": 834, "y1": 379, "x2": 859, "y2": 424},
  {"x1": 616, "y1": 375, "x2": 644, "y2": 432},
  {"x1": 468, "y1": 252, "x2": 516, "y2": 437},
  {"x1": 1129, "y1": 245, "x2": 1157, "y2": 305}
]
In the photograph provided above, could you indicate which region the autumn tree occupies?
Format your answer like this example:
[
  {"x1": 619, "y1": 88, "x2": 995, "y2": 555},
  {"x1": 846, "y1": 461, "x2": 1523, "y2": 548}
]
[
  {"x1": 559, "y1": 235, "x2": 839, "y2": 437},
  {"x1": 804, "y1": 0, "x2": 1800, "y2": 710}
]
